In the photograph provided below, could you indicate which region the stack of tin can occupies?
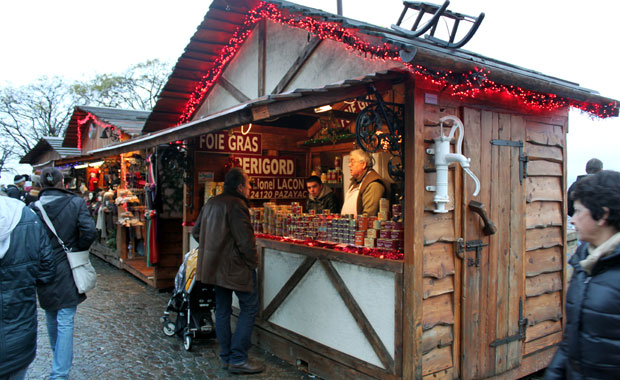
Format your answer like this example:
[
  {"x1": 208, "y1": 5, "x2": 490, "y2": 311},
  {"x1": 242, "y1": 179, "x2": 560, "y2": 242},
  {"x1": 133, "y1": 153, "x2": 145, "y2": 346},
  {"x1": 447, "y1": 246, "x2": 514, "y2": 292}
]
[
  {"x1": 326, "y1": 215, "x2": 356, "y2": 244},
  {"x1": 378, "y1": 198, "x2": 390, "y2": 221},
  {"x1": 250, "y1": 207, "x2": 264, "y2": 233},
  {"x1": 252, "y1": 199, "x2": 403, "y2": 252}
]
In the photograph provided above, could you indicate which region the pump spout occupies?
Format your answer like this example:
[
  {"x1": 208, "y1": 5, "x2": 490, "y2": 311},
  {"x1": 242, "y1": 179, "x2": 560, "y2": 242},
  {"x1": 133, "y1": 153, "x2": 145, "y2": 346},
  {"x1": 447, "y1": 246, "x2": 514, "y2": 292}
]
[{"x1": 445, "y1": 153, "x2": 470, "y2": 167}]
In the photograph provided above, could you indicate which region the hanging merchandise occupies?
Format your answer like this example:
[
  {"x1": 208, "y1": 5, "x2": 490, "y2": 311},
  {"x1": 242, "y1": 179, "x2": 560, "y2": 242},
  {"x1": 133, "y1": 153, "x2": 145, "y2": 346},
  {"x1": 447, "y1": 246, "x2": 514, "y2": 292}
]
[
  {"x1": 88, "y1": 170, "x2": 100, "y2": 191},
  {"x1": 96, "y1": 195, "x2": 107, "y2": 239},
  {"x1": 158, "y1": 145, "x2": 187, "y2": 218},
  {"x1": 145, "y1": 152, "x2": 158, "y2": 210},
  {"x1": 145, "y1": 210, "x2": 159, "y2": 266}
]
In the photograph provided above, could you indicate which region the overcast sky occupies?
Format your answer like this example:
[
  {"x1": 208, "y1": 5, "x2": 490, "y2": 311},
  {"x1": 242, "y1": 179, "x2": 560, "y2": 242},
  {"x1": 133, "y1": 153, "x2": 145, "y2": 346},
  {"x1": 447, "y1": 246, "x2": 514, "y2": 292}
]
[{"x1": 0, "y1": 0, "x2": 617, "y2": 185}]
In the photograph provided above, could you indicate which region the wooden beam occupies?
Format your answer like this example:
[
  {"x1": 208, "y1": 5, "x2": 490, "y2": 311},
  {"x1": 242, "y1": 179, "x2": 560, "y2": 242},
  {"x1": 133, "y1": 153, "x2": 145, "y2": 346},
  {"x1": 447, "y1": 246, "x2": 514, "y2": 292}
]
[
  {"x1": 271, "y1": 36, "x2": 322, "y2": 95},
  {"x1": 258, "y1": 238, "x2": 403, "y2": 273},
  {"x1": 264, "y1": 80, "x2": 394, "y2": 122},
  {"x1": 219, "y1": 75, "x2": 251, "y2": 103},
  {"x1": 255, "y1": 323, "x2": 399, "y2": 380},
  {"x1": 298, "y1": 109, "x2": 359, "y2": 121},
  {"x1": 87, "y1": 108, "x2": 253, "y2": 157},
  {"x1": 258, "y1": 19, "x2": 266, "y2": 97},
  {"x1": 403, "y1": 76, "x2": 424, "y2": 380},
  {"x1": 262, "y1": 256, "x2": 316, "y2": 320},
  {"x1": 320, "y1": 257, "x2": 395, "y2": 372}
]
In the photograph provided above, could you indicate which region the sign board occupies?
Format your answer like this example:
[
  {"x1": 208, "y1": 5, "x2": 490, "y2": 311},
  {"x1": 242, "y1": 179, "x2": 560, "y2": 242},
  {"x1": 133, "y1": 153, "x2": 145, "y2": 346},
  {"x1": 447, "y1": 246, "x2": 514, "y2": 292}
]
[
  {"x1": 233, "y1": 154, "x2": 296, "y2": 178},
  {"x1": 197, "y1": 131, "x2": 261, "y2": 155},
  {"x1": 250, "y1": 177, "x2": 307, "y2": 199},
  {"x1": 197, "y1": 171, "x2": 214, "y2": 183}
]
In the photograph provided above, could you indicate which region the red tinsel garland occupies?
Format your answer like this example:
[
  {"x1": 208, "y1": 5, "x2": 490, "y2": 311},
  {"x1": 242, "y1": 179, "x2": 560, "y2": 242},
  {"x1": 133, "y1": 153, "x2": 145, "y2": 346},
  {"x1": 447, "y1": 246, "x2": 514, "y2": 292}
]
[
  {"x1": 255, "y1": 233, "x2": 404, "y2": 261},
  {"x1": 177, "y1": 2, "x2": 616, "y2": 124},
  {"x1": 76, "y1": 113, "x2": 119, "y2": 150}
]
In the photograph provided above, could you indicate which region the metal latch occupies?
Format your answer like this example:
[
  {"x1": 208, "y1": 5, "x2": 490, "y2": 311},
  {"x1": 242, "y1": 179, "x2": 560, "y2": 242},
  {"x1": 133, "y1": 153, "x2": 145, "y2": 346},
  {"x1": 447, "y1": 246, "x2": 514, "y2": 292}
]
[
  {"x1": 455, "y1": 238, "x2": 488, "y2": 267},
  {"x1": 489, "y1": 298, "x2": 528, "y2": 347},
  {"x1": 490, "y1": 139, "x2": 529, "y2": 184}
]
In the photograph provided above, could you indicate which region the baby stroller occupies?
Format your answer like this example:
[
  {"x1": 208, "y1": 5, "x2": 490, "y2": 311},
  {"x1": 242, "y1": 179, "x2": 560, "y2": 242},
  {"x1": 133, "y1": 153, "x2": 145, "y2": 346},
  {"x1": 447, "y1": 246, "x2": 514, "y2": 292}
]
[{"x1": 161, "y1": 248, "x2": 216, "y2": 351}]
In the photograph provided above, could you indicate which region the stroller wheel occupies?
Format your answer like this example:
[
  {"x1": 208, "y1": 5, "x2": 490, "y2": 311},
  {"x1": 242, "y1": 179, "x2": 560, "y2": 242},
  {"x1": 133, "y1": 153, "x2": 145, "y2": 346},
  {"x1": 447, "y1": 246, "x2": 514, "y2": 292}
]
[
  {"x1": 183, "y1": 334, "x2": 193, "y2": 351},
  {"x1": 163, "y1": 321, "x2": 176, "y2": 337}
]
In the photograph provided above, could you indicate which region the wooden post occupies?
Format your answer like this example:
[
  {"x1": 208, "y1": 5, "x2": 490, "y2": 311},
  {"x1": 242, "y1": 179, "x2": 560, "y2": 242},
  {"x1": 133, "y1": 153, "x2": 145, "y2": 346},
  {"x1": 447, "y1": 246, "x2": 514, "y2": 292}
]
[
  {"x1": 258, "y1": 19, "x2": 266, "y2": 97},
  {"x1": 403, "y1": 76, "x2": 423, "y2": 379},
  {"x1": 561, "y1": 117, "x2": 568, "y2": 330}
]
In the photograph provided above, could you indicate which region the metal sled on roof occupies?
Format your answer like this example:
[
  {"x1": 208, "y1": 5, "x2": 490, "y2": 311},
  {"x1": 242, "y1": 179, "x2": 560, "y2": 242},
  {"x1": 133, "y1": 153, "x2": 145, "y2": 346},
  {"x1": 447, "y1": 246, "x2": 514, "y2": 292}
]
[{"x1": 391, "y1": 0, "x2": 485, "y2": 49}]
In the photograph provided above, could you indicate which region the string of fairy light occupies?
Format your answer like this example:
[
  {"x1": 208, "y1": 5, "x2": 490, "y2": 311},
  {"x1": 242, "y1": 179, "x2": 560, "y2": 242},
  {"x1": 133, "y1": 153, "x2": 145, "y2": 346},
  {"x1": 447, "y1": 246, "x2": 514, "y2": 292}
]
[
  {"x1": 76, "y1": 113, "x2": 119, "y2": 150},
  {"x1": 178, "y1": 1, "x2": 617, "y2": 124}
]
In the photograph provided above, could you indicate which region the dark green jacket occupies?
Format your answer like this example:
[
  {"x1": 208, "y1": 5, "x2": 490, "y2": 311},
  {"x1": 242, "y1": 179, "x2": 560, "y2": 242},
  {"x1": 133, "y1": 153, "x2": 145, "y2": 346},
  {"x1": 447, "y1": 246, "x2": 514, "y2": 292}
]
[{"x1": 306, "y1": 185, "x2": 339, "y2": 214}]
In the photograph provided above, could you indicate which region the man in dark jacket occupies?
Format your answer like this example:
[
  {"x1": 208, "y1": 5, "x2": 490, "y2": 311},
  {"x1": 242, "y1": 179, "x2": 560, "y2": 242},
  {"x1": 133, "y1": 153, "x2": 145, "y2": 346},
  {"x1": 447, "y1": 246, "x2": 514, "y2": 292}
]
[
  {"x1": 0, "y1": 195, "x2": 55, "y2": 380},
  {"x1": 305, "y1": 175, "x2": 339, "y2": 214},
  {"x1": 192, "y1": 167, "x2": 264, "y2": 374},
  {"x1": 5, "y1": 175, "x2": 26, "y2": 202},
  {"x1": 31, "y1": 168, "x2": 97, "y2": 380}
]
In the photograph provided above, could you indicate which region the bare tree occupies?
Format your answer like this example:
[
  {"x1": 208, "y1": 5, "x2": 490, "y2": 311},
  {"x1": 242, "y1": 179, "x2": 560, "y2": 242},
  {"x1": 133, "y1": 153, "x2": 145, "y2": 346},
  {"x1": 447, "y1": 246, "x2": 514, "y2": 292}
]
[
  {"x1": 0, "y1": 76, "x2": 76, "y2": 156},
  {"x1": 0, "y1": 59, "x2": 171, "y2": 160},
  {"x1": 72, "y1": 59, "x2": 171, "y2": 110},
  {"x1": 0, "y1": 142, "x2": 17, "y2": 178}
]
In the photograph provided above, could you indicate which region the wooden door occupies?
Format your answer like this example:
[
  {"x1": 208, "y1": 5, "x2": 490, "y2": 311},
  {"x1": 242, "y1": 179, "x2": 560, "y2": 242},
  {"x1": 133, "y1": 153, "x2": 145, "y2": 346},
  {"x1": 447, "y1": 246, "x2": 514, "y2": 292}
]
[{"x1": 460, "y1": 108, "x2": 526, "y2": 379}]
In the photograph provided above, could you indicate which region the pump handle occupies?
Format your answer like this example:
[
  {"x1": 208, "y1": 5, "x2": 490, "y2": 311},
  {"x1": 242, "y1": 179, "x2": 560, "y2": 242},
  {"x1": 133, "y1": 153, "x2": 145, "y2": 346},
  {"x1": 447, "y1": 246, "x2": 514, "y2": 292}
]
[{"x1": 468, "y1": 200, "x2": 497, "y2": 235}]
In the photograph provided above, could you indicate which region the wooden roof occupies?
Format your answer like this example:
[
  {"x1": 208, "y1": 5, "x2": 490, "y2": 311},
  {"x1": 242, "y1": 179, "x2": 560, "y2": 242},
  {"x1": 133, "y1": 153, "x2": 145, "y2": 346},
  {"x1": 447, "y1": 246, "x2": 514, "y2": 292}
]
[
  {"x1": 63, "y1": 106, "x2": 150, "y2": 148},
  {"x1": 88, "y1": 70, "x2": 403, "y2": 157},
  {"x1": 20, "y1": 136, "x2": 81, "y2": 164},
  {"x1": 143, "y1": 0, "x2": 617, "y2": 134}
]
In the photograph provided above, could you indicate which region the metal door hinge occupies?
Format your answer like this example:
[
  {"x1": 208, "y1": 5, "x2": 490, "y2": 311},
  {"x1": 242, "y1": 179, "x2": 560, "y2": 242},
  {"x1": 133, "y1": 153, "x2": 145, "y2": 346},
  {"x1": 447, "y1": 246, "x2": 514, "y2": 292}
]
[
  {"x1": 490, "y1": 139, "x2": 529, "y2": 184},
  {"x1": 489, "y1": 298, "x2": 528, "y2": 347}
]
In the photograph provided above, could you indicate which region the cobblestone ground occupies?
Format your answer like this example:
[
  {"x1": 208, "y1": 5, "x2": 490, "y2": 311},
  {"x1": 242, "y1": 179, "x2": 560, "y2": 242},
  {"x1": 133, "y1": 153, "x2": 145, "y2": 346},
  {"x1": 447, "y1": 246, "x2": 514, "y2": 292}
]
[{"x1": 26, "y1": 257, "x2": 319, "y2": 380}]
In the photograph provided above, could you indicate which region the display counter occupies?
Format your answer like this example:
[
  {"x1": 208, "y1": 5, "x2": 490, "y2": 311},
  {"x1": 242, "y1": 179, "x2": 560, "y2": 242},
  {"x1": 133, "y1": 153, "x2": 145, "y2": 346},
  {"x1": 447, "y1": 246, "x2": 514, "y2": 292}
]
[{"x1": 254, "y1": 237, "x2": 404, "y2": 380}]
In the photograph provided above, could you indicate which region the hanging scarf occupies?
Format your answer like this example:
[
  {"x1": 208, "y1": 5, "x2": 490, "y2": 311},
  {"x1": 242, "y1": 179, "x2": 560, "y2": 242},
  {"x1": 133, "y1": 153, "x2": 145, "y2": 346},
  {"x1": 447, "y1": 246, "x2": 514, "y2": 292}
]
[{"x1": 145, "y1": 210, "x2": 159, "y2": 266}]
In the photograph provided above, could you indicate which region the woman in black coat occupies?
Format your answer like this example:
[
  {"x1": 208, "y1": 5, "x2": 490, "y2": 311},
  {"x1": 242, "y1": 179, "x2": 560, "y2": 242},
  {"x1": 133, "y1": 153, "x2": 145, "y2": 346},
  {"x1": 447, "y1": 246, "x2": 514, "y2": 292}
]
[
  {"x1": 31, "y1": 168, "x2": 97, "y2": 380},
  {"x1": 545, "y1": 170, "x2": 620, "y2": 379}
]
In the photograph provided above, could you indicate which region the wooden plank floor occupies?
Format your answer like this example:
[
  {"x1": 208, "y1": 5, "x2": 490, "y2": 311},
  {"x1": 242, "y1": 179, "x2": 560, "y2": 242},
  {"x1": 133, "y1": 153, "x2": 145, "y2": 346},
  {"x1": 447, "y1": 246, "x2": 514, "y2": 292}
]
[{"x1": 122, "y1": 258, "x2": 155, "y2": 287}]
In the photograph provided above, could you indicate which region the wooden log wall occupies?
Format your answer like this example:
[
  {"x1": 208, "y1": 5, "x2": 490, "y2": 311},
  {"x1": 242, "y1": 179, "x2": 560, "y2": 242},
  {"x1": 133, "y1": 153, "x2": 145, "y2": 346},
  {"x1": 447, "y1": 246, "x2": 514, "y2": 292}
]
[
  {"x1": 417, "y1": 96, "x2": 568, "y2": 379},
  {"x1": 522, "y1": 117, "x2": 567, "y2": 357},
  {"x1": 421, "y1": 103, "x2": 460, "y2": 379}
]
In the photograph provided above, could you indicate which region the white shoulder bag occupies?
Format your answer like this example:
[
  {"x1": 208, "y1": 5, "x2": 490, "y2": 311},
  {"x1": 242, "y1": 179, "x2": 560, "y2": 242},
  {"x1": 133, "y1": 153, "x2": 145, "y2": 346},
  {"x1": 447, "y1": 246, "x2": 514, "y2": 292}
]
[{"x1": 35, "y1": 201, "x2": 96, "y2": 294}]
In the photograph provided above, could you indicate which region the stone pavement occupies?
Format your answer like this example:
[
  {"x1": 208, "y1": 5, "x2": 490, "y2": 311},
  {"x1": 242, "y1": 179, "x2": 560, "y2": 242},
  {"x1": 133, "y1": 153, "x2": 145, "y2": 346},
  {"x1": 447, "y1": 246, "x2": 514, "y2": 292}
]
[{"x1": 26, "y1": 256, "x2": 320, "y2": 380}]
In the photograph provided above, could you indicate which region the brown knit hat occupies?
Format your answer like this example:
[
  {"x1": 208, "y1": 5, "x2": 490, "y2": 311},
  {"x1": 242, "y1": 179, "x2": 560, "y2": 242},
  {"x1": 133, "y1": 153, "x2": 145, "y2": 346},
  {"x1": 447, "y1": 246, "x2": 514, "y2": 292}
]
[{"x1": 40, "y1": 168, "x2": 64, "y2": 188}]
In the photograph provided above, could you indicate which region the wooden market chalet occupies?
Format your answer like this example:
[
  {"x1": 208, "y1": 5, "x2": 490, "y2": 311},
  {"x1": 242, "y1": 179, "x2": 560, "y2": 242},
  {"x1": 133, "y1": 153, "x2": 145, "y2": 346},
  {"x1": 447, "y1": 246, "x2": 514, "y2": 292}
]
[{"x1": 79, "y1": 1, "x2": 618, "y2": 380}]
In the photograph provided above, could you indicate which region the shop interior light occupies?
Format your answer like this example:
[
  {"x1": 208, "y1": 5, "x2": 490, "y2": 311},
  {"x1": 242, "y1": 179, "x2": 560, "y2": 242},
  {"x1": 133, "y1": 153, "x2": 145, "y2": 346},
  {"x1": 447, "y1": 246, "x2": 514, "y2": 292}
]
[
  {"x1": 89, "y1": 161, "x2": 105, "y2": 167},
  {"x1": 314, "y1": 105, "x2": 332, "y2": 113},
  {"x1": 73, "y1": 163, "x2": 89, "y2": 169}
]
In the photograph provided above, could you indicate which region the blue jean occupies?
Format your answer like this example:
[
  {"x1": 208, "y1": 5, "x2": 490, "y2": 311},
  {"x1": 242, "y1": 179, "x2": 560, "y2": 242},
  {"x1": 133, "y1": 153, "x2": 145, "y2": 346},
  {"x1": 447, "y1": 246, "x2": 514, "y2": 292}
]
[
  {"x1": 45, "y1": 307, "x2": 77, "y2": 380},
  {"x1": 214, "y1": 271, "x2": 259, "y2": 365}
]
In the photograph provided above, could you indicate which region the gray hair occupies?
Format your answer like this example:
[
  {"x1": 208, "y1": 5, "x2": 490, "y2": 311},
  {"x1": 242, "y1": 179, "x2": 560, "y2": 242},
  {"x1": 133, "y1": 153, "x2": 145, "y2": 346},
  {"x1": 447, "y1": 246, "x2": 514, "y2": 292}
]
[{"x1": 350, "y1": 149, "x2": 374, "y2": 168}]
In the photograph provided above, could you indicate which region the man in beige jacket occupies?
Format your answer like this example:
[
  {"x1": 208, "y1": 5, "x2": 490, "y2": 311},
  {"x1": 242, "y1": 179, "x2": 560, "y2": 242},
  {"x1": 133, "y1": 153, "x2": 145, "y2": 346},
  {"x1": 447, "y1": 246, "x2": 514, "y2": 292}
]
[{"x1": 341, "y1": 149, "x2": 388, "y2": 217}]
